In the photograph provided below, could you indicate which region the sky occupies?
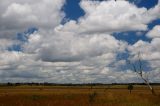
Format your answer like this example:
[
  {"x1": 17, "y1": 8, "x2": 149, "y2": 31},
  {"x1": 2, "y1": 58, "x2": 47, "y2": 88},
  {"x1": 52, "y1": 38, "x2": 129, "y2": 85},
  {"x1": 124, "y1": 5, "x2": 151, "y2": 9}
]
[{"x1": 0, "y1": 0, "x2": 160, "y2": 83}]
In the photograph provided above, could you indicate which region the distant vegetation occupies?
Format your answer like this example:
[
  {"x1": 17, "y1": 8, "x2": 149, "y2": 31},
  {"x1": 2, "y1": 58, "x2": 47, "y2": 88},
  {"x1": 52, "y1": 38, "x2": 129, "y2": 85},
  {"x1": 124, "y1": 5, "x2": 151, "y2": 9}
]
[{"x1": 0, "y1": 82, "x2": 160, "y2": 87}]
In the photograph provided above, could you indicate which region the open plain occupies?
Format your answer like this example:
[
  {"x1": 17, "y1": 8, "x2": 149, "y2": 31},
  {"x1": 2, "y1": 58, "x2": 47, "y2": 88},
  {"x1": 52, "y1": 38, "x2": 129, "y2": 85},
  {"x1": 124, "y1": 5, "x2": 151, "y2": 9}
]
[{"x1": 0, "y1": 85, "x2": 160, "y2": 106}]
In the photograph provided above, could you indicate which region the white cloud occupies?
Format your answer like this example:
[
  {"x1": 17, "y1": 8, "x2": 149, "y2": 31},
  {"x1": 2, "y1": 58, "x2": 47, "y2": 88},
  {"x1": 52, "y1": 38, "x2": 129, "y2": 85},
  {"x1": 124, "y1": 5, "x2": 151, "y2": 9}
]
[
  {"x1": 0, "y1": 39, "x2": 19, "y2": 51},
  {"x1": 58, "y1": 0, "x2": 160, "y2": 35},
  {"x1": 2, "y1": 3, "x2": 32, "y2": 17},
  {"x1": 0, "y1": 0, "x2": 65, "y2": 39},
  {"x1": 128, "y1": 39, "x2": 160, "y2": 61},
  {"x1": 23, "y1": 29, "x2": 127, "y2": 62},
  {"x1": 128, "y1": 37, "x2": 160, "y2": 82},
  {"x1": 0, "y1": 0, "x2": 160, "y2": 83},
  {"x1": 146, "y1": 25, "x2": 160, "y2": 38},
  {"x1": 77, "y1": 0, "x2": 160, "y2": 34}
]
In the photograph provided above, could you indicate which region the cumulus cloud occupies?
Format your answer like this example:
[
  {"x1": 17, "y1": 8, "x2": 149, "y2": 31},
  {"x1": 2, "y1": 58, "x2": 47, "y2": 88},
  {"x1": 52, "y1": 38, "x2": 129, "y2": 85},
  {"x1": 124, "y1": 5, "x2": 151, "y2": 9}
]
[
  {"x1": 0, "y1": 0, "x2": 160, "y2": 83},
  {"x1": 0, "y1": 0, "x2": 65, "y2": 39},
  {"x1": 146, "y1": 25, "x2": 160, "y2": 38},
  {"x1": 59, "y1": 0, "x2": 160, "y2": 34},
  {"x1": 128, "y1": 36, "x2": 160, "y2": 82}
]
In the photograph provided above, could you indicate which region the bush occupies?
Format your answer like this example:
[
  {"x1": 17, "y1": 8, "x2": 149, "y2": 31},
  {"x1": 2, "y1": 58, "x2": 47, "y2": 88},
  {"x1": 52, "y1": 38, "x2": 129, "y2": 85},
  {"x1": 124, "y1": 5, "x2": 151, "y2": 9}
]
[
  {"x1": 128, "y1": 84, "x2": 133, "y2": 94},
  {"x1": 89, "y1": 91, "x2": 97, "y2": 105}
]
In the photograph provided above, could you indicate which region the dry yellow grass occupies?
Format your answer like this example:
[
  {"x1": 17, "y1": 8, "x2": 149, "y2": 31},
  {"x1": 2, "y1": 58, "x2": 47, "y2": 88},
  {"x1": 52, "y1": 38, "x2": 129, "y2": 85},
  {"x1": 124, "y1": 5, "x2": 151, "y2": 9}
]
[{"x1": 0, "y1": 85, "x2": 159, "y2": 106}]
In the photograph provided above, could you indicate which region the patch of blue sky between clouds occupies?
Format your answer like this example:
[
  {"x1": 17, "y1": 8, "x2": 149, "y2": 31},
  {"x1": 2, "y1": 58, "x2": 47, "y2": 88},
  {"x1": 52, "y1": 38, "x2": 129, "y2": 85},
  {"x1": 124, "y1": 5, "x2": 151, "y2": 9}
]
[
  {"x1": 113, "y1": 31, "x2": 152, "y2": 45},
  {"x1": 130, "y1": 0, "x2": 158, "y2": 9},
  {"x1": 115, "y1": 48, "x2": 151, "y2": 73},
  {"x1": 61, "y1": 0, "x2": 85, "y2": 24},
  {"x1": 148, "y1": 19, "x2": 160, "y2": 29},
  {"x1": 113, "y1": 0, "x2": 159, "y2": 44},
  {"x1": 8, "y1": 27, "x2": 38, "y2": 52},
  {"x1": 17, "y1": 27, "x2": 38, "y2": 42},
  {"x1": 8, "y1": 44, "x2": 22, "y2": 52},
  {"x1": 62, "y1": 0, "x2": 159, "y2": 44}
]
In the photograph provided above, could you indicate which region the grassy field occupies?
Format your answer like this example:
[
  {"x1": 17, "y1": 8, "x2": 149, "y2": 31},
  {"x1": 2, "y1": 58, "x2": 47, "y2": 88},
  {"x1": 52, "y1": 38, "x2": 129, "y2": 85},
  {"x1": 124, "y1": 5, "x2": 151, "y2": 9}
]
[{"x1": 0, "y1": 85, "x2": 160, "y2": 106}]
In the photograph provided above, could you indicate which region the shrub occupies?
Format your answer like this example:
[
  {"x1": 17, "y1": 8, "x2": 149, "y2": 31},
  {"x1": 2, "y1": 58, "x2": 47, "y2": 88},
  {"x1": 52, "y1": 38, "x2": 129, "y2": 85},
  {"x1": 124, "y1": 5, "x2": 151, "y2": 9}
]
[
  {"x1": 89, "y1": 91, "x2": 97, "y2": 106},
  {"x1": 128, "y1": 84, "x2": 133, "y2": 94}
]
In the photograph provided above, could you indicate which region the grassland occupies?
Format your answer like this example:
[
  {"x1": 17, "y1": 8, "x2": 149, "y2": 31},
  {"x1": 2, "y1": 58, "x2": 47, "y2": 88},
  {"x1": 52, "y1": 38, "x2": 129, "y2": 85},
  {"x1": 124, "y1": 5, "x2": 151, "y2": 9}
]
[{"x1": 0, "y1": 85, "x2": 160, "y2": 106}]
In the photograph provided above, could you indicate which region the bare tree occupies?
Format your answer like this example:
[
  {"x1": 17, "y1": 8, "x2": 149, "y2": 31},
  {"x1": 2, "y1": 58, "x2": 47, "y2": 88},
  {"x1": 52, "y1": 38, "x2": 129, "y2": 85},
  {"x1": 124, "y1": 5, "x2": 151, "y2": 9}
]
[{"x1": 128, "y1": 52, "x2": 156, "y2": 95}]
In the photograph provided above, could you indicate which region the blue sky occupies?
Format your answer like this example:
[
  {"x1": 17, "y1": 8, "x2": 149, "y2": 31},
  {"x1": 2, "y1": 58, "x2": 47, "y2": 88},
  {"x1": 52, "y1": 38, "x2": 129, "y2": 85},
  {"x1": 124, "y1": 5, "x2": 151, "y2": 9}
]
[
  {"x1": 63, "y1": 0, "x2": 159, "y2": 20},
  {"x1": 63, "y1": 0, "x2": 85, "y2": 21},
  {"x1": 63, "y1": 0, "x2": 159, "y2": 44},
  {"x1": 0, "y1": 0, "x2": 160, "y2": 83}
]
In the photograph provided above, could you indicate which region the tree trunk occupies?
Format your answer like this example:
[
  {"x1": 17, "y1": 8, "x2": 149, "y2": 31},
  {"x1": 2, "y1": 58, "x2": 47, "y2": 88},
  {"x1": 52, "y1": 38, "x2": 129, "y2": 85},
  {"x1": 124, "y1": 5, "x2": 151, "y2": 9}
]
[{"x1": 141, "y1": 77, "x2": 156, "y2": 95}]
